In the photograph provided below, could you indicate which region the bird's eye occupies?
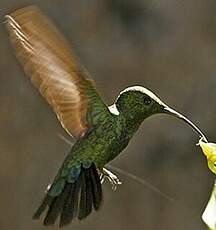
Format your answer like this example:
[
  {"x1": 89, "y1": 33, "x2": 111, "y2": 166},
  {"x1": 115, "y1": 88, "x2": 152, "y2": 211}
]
[{"x1": 144, "y1": 97, "x2": 151, "y2": 105}]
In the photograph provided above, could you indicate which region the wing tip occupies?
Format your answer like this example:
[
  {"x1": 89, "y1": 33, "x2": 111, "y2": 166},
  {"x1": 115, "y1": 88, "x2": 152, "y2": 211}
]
[
  {"x1": 4, "y1": 5, "x2": 42, "y2": 28},
  {"x1": 7, "y1": 5, "x2": 40, "y2": 17}
]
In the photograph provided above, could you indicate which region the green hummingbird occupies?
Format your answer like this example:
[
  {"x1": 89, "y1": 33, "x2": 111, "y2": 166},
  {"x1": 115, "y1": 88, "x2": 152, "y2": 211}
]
[{"x1": 5, "y1": 5, "x2": 207, "y2": 227}]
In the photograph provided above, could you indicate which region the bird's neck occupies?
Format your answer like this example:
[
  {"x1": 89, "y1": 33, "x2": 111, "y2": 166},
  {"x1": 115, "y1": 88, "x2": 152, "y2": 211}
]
[
  {"x1": 109, "y1": 103, "x2": 144, "y2": 137},
  {"x1": 121, "y1": 110, "x2": 144, "y2": 137}
]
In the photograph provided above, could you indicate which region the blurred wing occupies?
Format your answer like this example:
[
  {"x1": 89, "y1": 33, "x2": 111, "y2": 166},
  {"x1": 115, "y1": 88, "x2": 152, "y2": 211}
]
[{"x1": 5, "y1": 6, "x2": 108, "y2": 138}]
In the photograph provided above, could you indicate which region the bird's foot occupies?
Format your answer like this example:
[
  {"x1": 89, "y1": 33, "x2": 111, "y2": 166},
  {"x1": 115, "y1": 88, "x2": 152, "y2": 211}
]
[{"x1": 100, "y1": 168, "x2": 122, "y2": 191}]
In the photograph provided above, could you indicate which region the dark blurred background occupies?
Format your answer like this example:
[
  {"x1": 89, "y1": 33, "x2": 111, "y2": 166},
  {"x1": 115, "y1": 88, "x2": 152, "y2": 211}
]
[{"x1": 0, "y1": 0, "x2": 216, "y2": 229}]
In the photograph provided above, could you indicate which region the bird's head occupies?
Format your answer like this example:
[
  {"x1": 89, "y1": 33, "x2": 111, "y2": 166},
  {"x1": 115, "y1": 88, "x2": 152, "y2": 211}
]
[{"x1": 115, "y1": 86, "x2": 207, "y2": 141}]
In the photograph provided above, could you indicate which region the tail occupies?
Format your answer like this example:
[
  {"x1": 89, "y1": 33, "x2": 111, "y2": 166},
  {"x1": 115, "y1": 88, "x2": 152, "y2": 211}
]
[{"x1": 33, "y1": 163, "x2": 103, "y2": 227}]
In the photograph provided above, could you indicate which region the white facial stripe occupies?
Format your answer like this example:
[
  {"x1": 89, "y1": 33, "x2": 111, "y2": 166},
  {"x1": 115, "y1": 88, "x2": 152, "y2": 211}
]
[
  {"x1": 108, "y1": 104, "x2": 120, "y2": 115},
  {"x1": 120, "y1": 86, "x2": 165, "y2": 106}
]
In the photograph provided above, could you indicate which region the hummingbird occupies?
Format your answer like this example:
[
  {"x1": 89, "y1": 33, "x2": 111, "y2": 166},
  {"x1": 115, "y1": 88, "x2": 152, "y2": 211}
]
[{"x1": 5, "y1": 5, "x2": 207, "y2": 227}]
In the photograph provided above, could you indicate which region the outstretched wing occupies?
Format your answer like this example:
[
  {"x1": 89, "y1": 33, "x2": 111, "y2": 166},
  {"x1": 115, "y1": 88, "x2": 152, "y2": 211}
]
[{"x1": 5, "y1": 6, "x2": 108, "y2": 138}]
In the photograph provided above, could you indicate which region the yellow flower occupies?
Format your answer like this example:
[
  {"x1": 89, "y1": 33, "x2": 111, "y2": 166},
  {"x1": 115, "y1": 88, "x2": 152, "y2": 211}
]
[{"x1": 199, "y1": 138, "x2": 216, "y2": 174}]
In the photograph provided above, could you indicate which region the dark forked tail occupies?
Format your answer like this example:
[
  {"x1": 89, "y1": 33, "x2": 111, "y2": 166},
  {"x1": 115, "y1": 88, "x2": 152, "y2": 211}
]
[{"x1": 33, "y1": 163, "x2": 103, "y2": 227}]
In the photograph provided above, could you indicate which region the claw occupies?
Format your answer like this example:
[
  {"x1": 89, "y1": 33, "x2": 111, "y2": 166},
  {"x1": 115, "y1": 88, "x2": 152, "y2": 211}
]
[
  {"x1": 100, "y1": 173, "x2": 105, "y2": 184},
  {"x1": 101, "y1": 168, "x2": 122, "y2": 191}
]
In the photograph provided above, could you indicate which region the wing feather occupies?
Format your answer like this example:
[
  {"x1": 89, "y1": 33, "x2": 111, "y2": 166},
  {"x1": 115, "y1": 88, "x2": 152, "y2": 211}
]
[{"x1": 5, "y1": 6, "x2": 107, "y2": 138}]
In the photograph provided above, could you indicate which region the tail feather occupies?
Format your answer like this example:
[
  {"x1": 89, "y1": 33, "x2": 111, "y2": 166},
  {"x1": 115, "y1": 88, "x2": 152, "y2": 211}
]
[
  {"x1": 78, "y1": 169, "x2": 87, "y2": 220},
  {"x1": 78, "y1": 167, "x2": 93, "y2": 220},
  {"x1": 33, "y1": 163, "x2": 103, "y2": 226},
  {"x1": 59, "y1": 180, "x2": 80, "y2": 227},
  {"x1": 44, "y1": 183, "x2": 71, "y2": 225},
  {"x1": 84, "y1": 168, "x2": 93, "y2": 217},
  {"x1": 90, "y1": 164, "x2": 102, "y2": 210},
  {"x1": 33, "y1": 194, "x2": 54, "y2": 219}
]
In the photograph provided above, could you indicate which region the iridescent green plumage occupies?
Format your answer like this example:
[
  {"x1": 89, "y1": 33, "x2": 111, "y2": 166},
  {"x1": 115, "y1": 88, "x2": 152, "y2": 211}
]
[
  {"x1": 5, "y1": 5, "x2": 208, "y2": 227},
  {"x1": 32, "y1": 87, "x2": 166, "y2": 226}
]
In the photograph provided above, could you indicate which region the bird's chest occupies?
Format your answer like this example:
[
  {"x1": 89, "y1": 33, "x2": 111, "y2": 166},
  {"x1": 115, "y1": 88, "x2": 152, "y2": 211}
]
[
  {"x1": 86, "y1": 118, "x2": 129, "y2": 167},
  {"x1": 104, "y1": 130, "x2": 130, "y2": 163}
]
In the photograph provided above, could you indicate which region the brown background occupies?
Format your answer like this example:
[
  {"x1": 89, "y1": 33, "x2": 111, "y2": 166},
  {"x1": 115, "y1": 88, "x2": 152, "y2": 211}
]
[{"x1": 0, "y1": 0, "x2": 215, "y2": 229}]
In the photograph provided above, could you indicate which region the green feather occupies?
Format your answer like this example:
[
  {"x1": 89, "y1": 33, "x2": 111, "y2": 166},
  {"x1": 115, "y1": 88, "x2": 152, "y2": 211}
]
[{"x1": 49, "y1": 178, "x2": 65, "y2": 196}]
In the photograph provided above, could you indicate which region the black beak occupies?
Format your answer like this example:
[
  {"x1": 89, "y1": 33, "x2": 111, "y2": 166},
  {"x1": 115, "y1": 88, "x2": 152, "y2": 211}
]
[{"x1": 163, "y1": 106, "x2": 208, "y2": 142}]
